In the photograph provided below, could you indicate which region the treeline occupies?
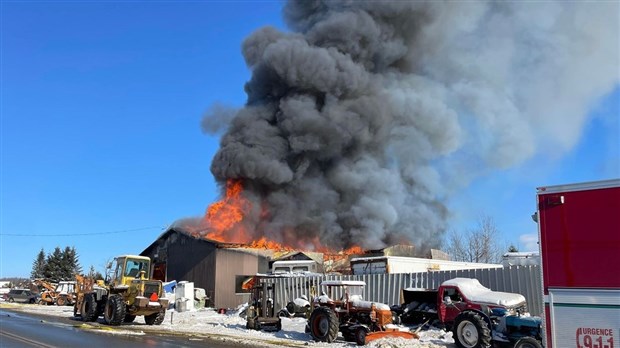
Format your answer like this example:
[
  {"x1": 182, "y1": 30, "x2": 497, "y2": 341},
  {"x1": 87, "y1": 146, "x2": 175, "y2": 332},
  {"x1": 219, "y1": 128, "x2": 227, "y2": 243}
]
[{"x1": 31, "y1": 246, "x2": 82, "y2": 283}]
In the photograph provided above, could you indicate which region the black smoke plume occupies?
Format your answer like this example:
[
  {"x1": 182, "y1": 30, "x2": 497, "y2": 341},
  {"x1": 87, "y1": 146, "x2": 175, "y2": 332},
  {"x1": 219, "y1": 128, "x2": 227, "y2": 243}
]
[{"x1": 202, "y1": 1, "x2": 619, "y2": 252}]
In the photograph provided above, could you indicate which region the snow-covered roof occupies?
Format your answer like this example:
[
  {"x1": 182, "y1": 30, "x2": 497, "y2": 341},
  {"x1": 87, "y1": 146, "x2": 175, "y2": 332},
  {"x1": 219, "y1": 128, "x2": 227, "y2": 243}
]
[
  {"x1": 321, "y1": 280, "x2": 366, "y2": 287},
  {"x1": 442, "y1": 278, "x2": 526, "y2": 307}
]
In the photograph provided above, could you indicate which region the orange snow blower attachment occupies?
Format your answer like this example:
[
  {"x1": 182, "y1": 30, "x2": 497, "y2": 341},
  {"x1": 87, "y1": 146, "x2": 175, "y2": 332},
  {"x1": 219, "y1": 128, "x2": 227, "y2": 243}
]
[{"x1": 364, "y1": 329, "x2": 419, "y2": 345}]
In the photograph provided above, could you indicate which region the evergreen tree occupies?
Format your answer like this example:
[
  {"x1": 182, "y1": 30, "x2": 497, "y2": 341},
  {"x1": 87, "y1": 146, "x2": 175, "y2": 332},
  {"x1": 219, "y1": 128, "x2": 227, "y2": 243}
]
[
  {"x1": 31, "y1": 248, "x2": 46, "y2": 279},
  {"x1": 60, "y1": 246, "x2": 81, "y2": 280},
  {"x1": 43, "y1": 247, "x2": 64, "y2": 282},
  {"x1": 88, "y1": 265, "x2": 104, "y2": 280},
  {"x1": 508, "y1": 244, "x2": 519, "y2": 252}
]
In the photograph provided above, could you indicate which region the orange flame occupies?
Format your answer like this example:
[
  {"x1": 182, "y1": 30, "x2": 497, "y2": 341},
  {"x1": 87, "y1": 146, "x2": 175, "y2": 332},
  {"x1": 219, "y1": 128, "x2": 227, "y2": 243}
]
[
  {"x1": 248, "y1": 237, "x2": 294, "y2": 251},
  {"x1": 202, "y1": 179, "x2": 366, "y2": 255},
  {"x1": 204, "y1": 179, "x2": 251, "y2": 243}
]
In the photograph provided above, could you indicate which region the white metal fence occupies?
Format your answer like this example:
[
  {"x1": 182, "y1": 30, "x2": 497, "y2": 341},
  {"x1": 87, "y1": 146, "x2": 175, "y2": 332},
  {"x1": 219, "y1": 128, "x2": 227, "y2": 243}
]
[{"x1": 266, "y1": 265, "x2": 542, "y2": 316}]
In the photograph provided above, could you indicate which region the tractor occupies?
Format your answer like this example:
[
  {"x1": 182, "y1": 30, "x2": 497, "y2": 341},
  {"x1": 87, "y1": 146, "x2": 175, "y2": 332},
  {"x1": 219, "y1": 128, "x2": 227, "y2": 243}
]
[
  {"x1": 74, "y1": 255, "x2": 168, "y2": 326},
  {"x1": 308, "y1": 280, "x2": 417, "y2": 346},
  {"x1": 54, "y1": 281, "x2": 76, "y2": 306},
  {"x1": 35, "y1": 279, "x2": 76, "y2": 306},
  {"x1": 34, "y1": 279, "x2": 59, "y2": 305}
]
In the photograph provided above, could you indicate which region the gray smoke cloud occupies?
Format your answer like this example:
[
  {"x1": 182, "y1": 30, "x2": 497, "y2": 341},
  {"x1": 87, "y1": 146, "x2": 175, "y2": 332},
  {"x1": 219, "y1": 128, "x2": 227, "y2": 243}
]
[{"x1": 202, "y1": 1, "x2": 619, "y2": 252}]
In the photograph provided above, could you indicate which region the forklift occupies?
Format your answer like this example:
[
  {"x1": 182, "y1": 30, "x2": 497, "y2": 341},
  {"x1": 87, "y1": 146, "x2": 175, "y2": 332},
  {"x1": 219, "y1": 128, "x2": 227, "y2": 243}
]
[{"x1": 245, "y1": 277, "x2": 282, "y2": 332}]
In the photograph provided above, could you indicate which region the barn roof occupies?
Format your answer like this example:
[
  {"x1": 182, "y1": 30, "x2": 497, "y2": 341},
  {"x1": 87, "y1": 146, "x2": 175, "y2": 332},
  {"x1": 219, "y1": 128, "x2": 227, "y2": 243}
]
[
  {"x1": 140, "y1": 227, "x2": 242, "y2": 256},
  {"x1": 141, "y1": 227, "x2": 292, "y2": 260}
]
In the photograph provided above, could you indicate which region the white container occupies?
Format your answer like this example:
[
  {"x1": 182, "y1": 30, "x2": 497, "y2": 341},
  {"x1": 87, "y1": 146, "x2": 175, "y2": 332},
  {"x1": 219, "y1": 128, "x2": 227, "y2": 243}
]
[{"x1": 175, "y1": 281, "x2": 194, "y2": 311}]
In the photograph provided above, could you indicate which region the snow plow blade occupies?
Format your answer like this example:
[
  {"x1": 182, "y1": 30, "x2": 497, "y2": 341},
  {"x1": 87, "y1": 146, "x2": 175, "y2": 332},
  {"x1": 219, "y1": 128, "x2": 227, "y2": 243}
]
[{"x1": 365, "y1": 330, "x2": 418, "y2": 344}]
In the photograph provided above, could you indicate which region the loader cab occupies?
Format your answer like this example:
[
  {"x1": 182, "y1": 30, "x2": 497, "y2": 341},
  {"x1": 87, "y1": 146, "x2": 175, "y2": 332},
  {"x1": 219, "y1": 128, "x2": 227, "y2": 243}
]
[{"x1": 109, "y1": 255, "x2": 151, "y2": 287}]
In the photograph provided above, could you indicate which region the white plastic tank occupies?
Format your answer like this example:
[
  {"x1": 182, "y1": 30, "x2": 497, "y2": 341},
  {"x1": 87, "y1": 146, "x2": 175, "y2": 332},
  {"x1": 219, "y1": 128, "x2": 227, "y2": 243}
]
[{"x1": 175, "y1": 281, "x2": 194, "y2": 311}]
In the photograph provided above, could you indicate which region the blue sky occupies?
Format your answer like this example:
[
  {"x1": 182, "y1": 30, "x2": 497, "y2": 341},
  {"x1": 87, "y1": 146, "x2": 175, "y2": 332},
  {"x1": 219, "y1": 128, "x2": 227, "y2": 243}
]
[{"x1": 1, "y1": 2, "x2": 618, "y2": 278}]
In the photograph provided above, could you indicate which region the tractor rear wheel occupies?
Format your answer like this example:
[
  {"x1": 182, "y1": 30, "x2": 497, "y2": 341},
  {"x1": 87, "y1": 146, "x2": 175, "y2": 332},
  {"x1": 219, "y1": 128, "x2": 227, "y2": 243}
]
[
  {"x1": 82, "y1": 294, "x2": 98, "y2": 322},
  {"x1": 144, "y1": 309, "x2": 165, "y2": 325},
  {"x1": 309, "y1": 307, "x2": 339, "y2": 343},
  {"x1": 453, "y1": 311, "x2": 491, "y2": 348},
  {"x1": 104, "y1": 294, "x2": 126, "y2": 326},
  {"x1": 515, "y1": 337, "x2": 543, "y2": 348}
]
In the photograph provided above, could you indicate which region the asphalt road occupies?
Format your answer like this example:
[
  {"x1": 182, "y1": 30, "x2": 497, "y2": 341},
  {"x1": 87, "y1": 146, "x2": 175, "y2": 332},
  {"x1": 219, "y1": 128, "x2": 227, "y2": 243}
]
[{"x1": 0, "y1": 309, "x2": 243, "y2": 348}]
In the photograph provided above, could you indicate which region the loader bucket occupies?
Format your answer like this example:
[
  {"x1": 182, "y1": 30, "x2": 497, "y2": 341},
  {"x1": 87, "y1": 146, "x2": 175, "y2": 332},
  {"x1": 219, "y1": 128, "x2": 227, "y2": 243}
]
[{"x1": 364, "y1": 329, "x2": 418, "y2": 345}]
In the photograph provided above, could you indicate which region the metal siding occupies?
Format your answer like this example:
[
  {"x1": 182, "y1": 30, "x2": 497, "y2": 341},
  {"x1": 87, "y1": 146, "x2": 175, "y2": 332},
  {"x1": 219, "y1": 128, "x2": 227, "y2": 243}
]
[
  {"x1": 270, "y1": 266, "x2": 542, "y2": 316},
  {"x1": 167, "y1": 234, "x2": 217, "y2": 295},
  {"x1": 140, "y1": 232, "x2": 218, "y2": 301},
  {"x1": 214, "y1": 249, "x2": 261, "y2": 309}
]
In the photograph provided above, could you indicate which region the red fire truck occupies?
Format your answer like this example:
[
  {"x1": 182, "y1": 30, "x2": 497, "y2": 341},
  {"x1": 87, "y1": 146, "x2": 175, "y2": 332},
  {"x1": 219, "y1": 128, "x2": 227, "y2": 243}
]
[{"x1": 535, "y1": 179, "x2": 620, "y2": 348}]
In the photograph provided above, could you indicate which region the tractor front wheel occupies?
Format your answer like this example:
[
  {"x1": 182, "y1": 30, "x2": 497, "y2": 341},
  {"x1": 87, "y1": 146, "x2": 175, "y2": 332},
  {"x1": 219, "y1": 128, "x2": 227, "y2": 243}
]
[
  {"x1": 309, "y1": 307, "x2": 339, "y2": 343},
  {"x1": 355, "y1": 327, "x2": 368, "y2": 346},
  {"x1": 453, "y1": 311, "x2": 491, "y2": 348},
  {"x1": 104, "y1": 294, "x2": 126, "y2": 326},
  {"x1": 515, "y1": 337, "x2": 543, "y2": 348}
]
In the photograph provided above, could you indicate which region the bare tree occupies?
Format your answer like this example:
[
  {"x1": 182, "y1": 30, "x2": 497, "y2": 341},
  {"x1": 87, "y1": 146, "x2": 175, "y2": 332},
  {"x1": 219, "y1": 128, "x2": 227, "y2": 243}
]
[{"x1": 444, "y1": 215, "x2": 504, "y2": 264}]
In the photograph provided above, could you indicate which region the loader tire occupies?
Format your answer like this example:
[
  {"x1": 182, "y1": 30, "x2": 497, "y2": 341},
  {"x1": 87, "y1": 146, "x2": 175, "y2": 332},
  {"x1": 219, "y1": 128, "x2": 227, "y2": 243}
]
[
  {"x1": 56, "y1": 296, "x2": 66, "y2": 306},
  {"x1": 82, "y1": 294, "x2": 99, "y2": 322},
  {"x1": 123, "y1": 314, "x2": 136, "y2": 323},
  {"x1": 104, "y1": 294, "x2": 126, "y2": 326},
  {"x1": 144, "y1": 309, "x2": 165, "y2": 325},
  {"x1": 515, "y1": 337, "x2": 543, "y2": 348},
  {"x1": 309, "y1": 306, "x2": 339, "y2": 343},
  {"x1": 453, "y1": 311, "x2": 491, "y2": 348}
]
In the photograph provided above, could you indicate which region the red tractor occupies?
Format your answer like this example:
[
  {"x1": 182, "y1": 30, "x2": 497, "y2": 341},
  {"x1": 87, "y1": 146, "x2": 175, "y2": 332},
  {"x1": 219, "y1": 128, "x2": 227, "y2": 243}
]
[{"x1": 308, "y1": 280, "x2": 417, "y2": 346}]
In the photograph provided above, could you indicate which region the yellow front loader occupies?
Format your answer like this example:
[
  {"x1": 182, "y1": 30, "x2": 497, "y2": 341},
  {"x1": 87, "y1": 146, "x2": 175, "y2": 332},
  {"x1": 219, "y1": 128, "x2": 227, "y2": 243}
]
[{"x1": 74, "y1": 255, "x2": 169, "y2": 325}]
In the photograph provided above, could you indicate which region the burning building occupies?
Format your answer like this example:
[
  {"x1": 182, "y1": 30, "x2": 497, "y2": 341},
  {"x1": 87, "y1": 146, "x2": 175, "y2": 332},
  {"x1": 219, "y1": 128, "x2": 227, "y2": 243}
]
[
  {"x1": 141, "y1": 227, "x2": 275, "y2": 309},
  {"x1": 140, "y1": 222, "x2": 368, "y2": 308}
]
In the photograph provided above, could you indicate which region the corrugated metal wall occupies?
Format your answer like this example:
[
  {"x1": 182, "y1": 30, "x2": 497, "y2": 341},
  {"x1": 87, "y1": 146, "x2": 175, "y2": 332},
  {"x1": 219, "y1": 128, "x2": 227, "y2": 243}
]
[
  {"x1": 267, "y1": 265, "x2": 542, "y2": 316},
  {"x1": 214, "y1": 249, "x2": 264, "y2": 309},
  {"x1": 166, "y1": 233, "x2": 216, "y2": 294}
]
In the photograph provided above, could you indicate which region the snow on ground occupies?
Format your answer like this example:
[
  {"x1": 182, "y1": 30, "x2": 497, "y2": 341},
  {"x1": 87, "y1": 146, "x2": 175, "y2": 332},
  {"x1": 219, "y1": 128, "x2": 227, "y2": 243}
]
[{"x1": 0, "y1": 301, "x2": 454, "y2": 347}]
